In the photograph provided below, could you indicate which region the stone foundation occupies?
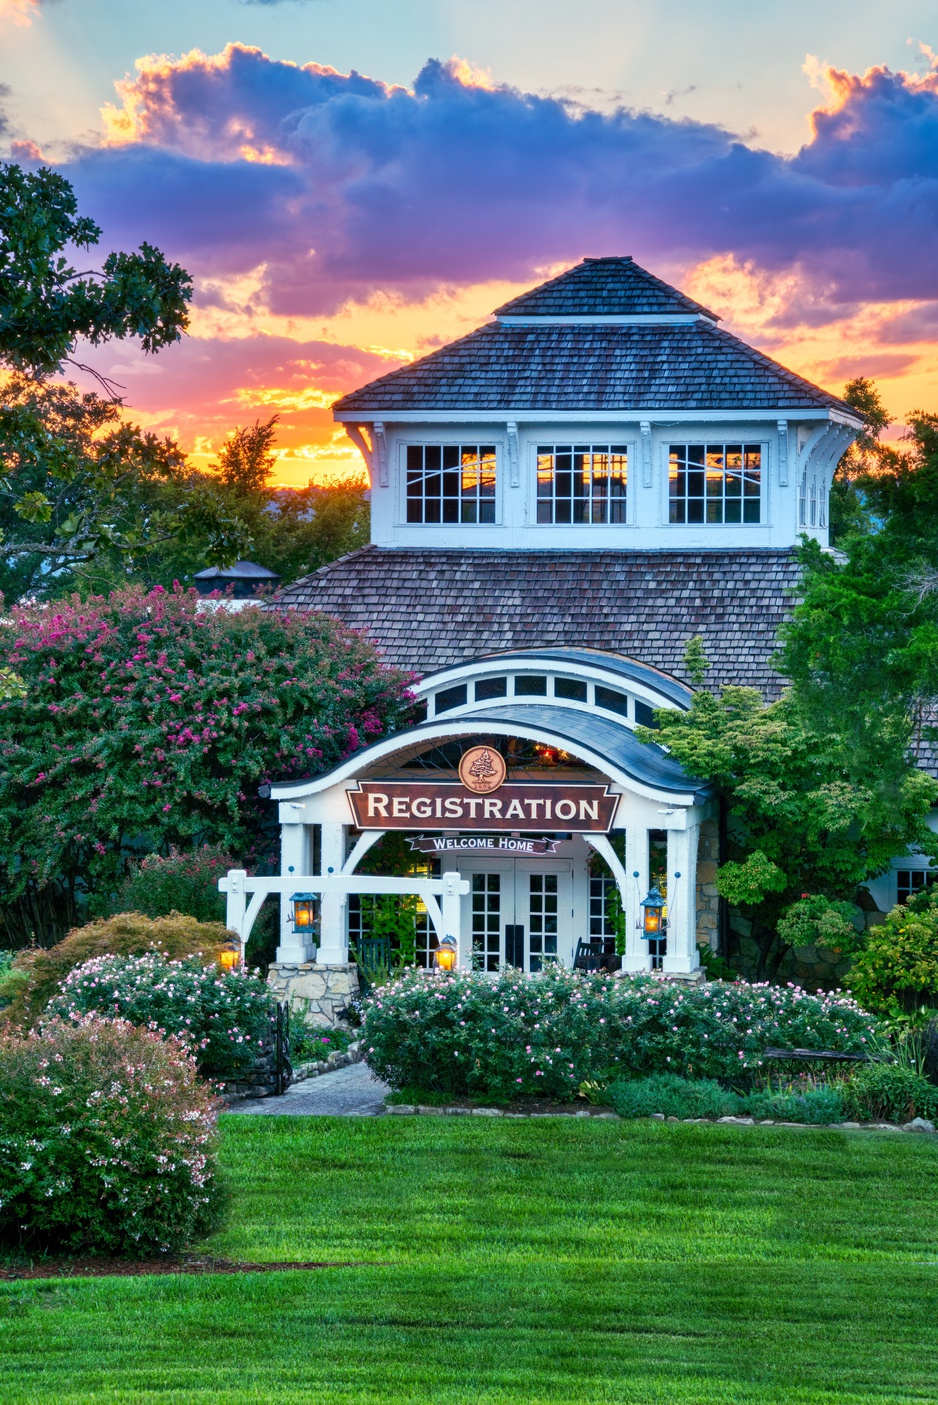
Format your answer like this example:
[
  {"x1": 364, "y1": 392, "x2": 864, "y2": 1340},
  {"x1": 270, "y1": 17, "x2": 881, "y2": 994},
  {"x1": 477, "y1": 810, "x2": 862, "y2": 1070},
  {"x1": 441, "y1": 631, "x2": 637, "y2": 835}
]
[
  {"x1": 267, "y1": 961, "x2": 361, "y2": 1028},
  {"x1": 696, "y1": 816, "x2": 721, "y2": 950}
]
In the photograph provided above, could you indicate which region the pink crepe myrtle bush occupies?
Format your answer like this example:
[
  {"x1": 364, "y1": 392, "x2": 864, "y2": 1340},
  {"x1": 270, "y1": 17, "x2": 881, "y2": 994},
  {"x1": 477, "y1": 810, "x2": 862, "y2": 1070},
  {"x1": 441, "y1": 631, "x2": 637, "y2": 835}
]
[
  {"x1": 0, "y1": 1014, "x2": 223, "y2": 1256},
  {"x1": 47, "y1": 952, "x2": 278, "y2": 1080},
  {"x1": 361, "y1": 968, "x2": 879, "y2": 1100},
  {"x1": 0, "y1": 584, "x2": 415, "y2": 939}
]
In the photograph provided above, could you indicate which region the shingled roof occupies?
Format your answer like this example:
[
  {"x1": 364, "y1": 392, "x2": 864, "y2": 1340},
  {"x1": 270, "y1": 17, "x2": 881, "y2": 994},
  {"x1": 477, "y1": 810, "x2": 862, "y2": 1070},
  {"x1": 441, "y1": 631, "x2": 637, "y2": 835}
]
[
  {"x1": 493, "y1": 256, "x2": 718, "y2": 319},
  {"x1": 332, "y1": 320, "x2": 854, "y2": 417},
  {"x1": 272, "y1": 547, "x2": 803, "y2": 699}
]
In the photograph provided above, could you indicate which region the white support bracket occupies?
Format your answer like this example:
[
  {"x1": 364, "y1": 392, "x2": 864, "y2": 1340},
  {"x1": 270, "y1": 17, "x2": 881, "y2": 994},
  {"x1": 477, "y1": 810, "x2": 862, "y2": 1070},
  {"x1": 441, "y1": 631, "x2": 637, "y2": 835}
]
[
  {"x1": 344, "y1": 424, "x2": 374, "y2": 480},
  {"x1": 777, "y1": 419, "x2": 789, "y2": 487},
  {"x1": 373, "y1": 421, "x2": 388, "y2": 488},
  {"x1": 640, "y1": 421, "x2": 652, "y2": 488},
  {"x1": 506, "y1": 421, "x2": 520, "y2": 488}
]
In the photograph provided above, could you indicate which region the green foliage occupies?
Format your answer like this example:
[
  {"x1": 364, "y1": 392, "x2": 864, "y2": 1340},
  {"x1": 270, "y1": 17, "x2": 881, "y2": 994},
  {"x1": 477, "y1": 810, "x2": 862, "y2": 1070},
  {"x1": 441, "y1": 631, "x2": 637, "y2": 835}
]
[
  {"x1": 776, "y1": 894, "x2": 865, "y2": 957},
  {"x1": 845, "y1": 1062, "x2": 938, "y2": 1123},
  {"x1": 0, "y1": 912, "x2": 234, "y2": 1031},
  {"x1": 290, "y1": 1024, "x2": 356, "y2": 1063},
  {"x1": 202, "y1": 415, "x2": 371, "y2": 588},
  {"x1": 0, "y1": 1013, "x2": 222, "y2": 1255},
  {"x1": 111, "y1": 845, "x2": 232, "y2": 925},
  {"x1": 356, "y1": 896, "x2": 420, "y2": 970},
  {"x1": 0, "y1": 377, "x2": 251, "y2": 601},
  {"x1": 715, "y1": 850, "x2": 787, "y2": 907},
  {"x1": 361, "y1": 968, "x2": 877, "y2": 1100},
  {"x1": 848, "y1": 891, "x2": 938, "y2": 1014},
  {"x1": 47, "y1": 952, "x2": 276, "y2": 1080},
  {"x1": 0, "y1": 163, "x2": 191, "y2": 378},
  {"x1": 696, "y1": 944, "x2": 736, "y2": 980},
  {"x1": 829, "y1": 378, "x2": 890, "y2": 544},
  {"x1": 605, "y1": 883, "x2": 627, "y2": 957},
  {"x1": 742, "y1": 1084, "x2": 847, "y2": 1123},
  {"x1": 640, "y1": 686, "x2": 937, "y2": 977},
  {"x1": 0, "y1": 584, "x2": 413, "y2": 943},
  {"x1": 0, "y1": 669, "x2": 25, "y2": 701},
  {"x1": 606, "y1": 1073, "x2": 740, "y2": 1119},
  {"x1": 682, "y1": 634, "x2": 711, "y2": 687}
]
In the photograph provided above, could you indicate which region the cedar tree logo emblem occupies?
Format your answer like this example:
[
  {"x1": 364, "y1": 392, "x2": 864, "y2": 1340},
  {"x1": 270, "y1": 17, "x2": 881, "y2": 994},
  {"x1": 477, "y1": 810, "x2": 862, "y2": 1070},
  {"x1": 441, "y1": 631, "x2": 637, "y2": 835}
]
[{"x1": 458, "y1": 745, "x2": 507, "y2": 794}]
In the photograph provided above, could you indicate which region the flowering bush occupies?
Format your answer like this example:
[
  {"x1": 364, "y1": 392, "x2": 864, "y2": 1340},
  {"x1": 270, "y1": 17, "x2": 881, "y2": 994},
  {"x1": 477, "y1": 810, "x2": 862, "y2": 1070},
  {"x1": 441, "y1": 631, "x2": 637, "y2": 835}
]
[
  {"x1": 0, "y1": 1014, "x2": 222, "y2": 1255},
  {"x1": 1, "y1": 912, "x2": 234, "y2": 1031},
  {"x1": 112, "y1": 845, "x2": 234, "y2": 924},
  {"x1": 0, "y1": 584, "x2": 415, "y2": 944},
  {"x1": 361, "y1": 968, "x2": 878, "y2": 1100},
  {"x1": 47, "y1": 953, "x2": 277, "y2": 1079}
]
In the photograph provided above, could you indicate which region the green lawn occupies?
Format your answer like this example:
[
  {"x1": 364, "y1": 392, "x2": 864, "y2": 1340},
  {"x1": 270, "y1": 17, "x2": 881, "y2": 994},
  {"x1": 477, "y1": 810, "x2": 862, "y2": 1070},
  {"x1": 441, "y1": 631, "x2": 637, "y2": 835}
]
[{"x1": 3, "y1": 1116, "x2": 938, "y2": 1403}]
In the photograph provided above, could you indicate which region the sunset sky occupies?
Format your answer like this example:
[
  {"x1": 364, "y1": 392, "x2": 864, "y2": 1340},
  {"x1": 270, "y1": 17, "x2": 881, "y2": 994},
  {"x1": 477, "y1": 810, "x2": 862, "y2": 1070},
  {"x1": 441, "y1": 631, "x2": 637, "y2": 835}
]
[{"x1": 3, "y1": 0, "x2": 938, "y2": 485}]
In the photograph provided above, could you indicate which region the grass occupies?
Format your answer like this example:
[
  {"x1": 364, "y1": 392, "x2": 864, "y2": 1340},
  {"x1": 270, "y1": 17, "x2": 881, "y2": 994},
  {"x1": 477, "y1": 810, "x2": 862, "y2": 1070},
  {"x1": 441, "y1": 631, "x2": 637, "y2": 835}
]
[{"x1": 2, "y1": 1116, "x2": 938, "y2": 1403}]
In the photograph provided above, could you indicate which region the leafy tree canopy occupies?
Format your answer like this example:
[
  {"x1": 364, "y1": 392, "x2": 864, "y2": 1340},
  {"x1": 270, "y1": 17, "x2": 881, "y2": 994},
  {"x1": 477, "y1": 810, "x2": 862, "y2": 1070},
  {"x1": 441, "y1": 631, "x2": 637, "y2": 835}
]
[
  {"x1": 639, "y1": 656, "x2": 938, "y2": 977},
  {"x1": 0, "y1": 163, "x2": 190, "y2": 379}
]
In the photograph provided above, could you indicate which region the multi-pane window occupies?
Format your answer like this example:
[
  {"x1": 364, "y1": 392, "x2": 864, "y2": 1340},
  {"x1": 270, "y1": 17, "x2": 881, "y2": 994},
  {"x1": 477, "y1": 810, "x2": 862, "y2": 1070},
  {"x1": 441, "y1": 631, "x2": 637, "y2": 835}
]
[
  {"x1": 668, "y1": 444, "x2": 761, "y2": 524},
  {"x1": 406, "y1": 444, "x2": 496, "y2": 524},
  {"x1": 536, "y1": 444, "x2": 628, "y2": 524},
  {"x1": 529, "y1": 874, "x2": 559, "y2": 972},
  {"x1": 896, "y1": 869, "x2": 938, "y2": 905},
  {"x1": 471, "y1": 872, "x2": 501, "y2": 972}
]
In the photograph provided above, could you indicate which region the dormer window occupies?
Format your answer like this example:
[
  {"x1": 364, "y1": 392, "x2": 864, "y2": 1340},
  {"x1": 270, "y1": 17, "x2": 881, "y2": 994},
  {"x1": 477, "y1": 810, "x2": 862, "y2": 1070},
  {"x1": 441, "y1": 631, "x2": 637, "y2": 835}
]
[
  {"x1": 668, "y1": 444, "x2": 761, "y2": 524},
  {"x1": 536, "y1": 445, "x2": 628, "y2": 524},
  {"x1": 406, "y1": 445, "x2": 496, "y2": 524}
]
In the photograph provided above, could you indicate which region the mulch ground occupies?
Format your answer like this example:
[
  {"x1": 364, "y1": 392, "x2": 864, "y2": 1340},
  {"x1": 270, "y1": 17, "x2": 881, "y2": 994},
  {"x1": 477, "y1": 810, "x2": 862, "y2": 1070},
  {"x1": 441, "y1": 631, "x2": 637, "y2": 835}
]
[{"x1": 0, "y1": 1256, "x2": 384, "y2": 1281}]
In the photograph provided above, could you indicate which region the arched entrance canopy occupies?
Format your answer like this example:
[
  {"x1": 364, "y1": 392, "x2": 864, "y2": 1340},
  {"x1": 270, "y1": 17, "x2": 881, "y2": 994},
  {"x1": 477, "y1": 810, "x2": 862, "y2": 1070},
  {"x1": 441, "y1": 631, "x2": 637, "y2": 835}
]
[{"x1": 228, "y1": 649, "x2": 712, "y2": 978}]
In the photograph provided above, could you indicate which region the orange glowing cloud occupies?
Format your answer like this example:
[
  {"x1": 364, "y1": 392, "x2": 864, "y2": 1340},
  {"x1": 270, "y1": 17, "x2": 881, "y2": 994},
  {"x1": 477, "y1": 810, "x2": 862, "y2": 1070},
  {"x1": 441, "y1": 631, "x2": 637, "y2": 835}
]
[{"x1": 0, "y1": 0, "x2": 39, "y2": 25}]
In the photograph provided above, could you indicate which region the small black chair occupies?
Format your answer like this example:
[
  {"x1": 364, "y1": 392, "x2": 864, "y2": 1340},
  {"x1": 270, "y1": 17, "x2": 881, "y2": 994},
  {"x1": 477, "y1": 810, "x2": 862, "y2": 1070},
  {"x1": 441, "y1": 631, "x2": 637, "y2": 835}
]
[
  {"x1": 573, "y1": 939, "x2": 605, "y2": 973},
  {"x1": 354, "y1": 936, "x2": 392, "y2": 991}
]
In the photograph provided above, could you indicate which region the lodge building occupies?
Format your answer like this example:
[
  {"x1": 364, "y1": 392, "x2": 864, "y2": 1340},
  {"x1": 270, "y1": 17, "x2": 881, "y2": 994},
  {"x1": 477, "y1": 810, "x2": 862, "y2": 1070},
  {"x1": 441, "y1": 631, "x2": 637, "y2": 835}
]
[{"x1": 220, "y1": 257, "x2": 929, "y2": 1009}]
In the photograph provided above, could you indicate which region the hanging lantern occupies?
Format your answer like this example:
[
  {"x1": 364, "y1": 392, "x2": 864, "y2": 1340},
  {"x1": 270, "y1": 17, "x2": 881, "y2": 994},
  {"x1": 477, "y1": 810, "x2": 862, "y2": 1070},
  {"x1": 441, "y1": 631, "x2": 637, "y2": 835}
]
[
  {"x1": 218, "y1": 935, "x2": 242, "y2": 972},
  {"x1": 639, "y1": 886, "x2": 667, "y2": 937},
  {"x1": 290, "y1": 892, "x2": 317, "y2": 933},
  {"x1": 434, "y1": 934, "x2": 458, "y2": 972}
]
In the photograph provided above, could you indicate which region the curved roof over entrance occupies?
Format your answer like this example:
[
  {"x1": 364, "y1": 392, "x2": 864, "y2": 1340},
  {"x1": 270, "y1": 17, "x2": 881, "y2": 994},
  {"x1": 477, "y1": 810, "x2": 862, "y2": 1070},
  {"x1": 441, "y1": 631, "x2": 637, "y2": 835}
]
[{"x1": 271, "y1": 702, "x2": 708, "y2": 807}]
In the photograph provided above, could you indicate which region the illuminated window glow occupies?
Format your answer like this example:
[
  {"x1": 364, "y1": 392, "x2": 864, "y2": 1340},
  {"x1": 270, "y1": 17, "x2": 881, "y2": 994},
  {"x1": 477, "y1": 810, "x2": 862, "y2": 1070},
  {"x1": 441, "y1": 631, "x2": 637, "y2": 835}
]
[
  {"x1": 406, "y1": 444, "x2": 496, "y2": 524},
  {"x1": 536, "y1": 444, "x2": 628, "y2": 524},
  {"x1": 669, "y1": 444, "x2": 761, "y2": 524}
]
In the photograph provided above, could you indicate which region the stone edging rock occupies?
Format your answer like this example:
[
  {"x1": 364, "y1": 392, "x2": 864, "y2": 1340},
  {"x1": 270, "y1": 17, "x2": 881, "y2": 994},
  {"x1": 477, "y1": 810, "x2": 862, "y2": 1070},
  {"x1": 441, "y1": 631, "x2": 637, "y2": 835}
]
[
  {"x1": 291, "y1": 1041, "x2": 365, "y2": 1085},
  {"x1": 385, "y1": 1105, "x2": 937, "y2": 1133}
]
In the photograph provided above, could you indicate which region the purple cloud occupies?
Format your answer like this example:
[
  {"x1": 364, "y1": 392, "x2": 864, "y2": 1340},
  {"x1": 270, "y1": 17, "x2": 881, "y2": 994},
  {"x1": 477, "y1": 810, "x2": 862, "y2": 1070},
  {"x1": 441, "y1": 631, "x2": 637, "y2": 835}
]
[{"x1": 46, "y1": 45, "x2": 938, "y2": 321}]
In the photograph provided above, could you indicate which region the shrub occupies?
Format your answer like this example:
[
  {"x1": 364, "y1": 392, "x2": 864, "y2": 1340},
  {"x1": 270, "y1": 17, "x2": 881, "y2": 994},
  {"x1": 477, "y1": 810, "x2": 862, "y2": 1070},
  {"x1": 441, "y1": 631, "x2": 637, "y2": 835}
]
[
  {"x1": 291, "y1": 1024, "x2": 356, "y2": 1063},
  {"x1": 741, "y1": 1085, "x2": 847, "y2": 1123},
  {"x1": 0, "y1": 584, "x2": 415, "y2": 944},
  {"x1": 844, "y1": 1063, "x2": 938, "y2": 1123},
  {"x1": 606, "y1": 1074, "x2": 741, "y2": 1120},
  {"x1": 47, "y1": 953, "x2": 277, "y2": 1080},
  {"x1": 0, "y1": 912, "x2": 234, "y2": 1031},
  {"x1": 361, "y1": 967, "x2": 877, "y2": 1101},
  {"x1": 111, "y1": 846, "x2": 233, "y2": 925},
  {"x1": 0, "y1": 1014, "x2": 222, "y2": 1256},
  {"x1": 849, "y1": 893, "x2": 938, "y2": 1015}
]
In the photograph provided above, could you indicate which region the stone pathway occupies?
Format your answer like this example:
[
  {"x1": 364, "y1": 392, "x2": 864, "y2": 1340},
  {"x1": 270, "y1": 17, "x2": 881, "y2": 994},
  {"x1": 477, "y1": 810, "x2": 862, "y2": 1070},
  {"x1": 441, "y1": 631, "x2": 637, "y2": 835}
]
[{"x1": 231, "y1": 1060, "x2": 390, "y2": 1116}]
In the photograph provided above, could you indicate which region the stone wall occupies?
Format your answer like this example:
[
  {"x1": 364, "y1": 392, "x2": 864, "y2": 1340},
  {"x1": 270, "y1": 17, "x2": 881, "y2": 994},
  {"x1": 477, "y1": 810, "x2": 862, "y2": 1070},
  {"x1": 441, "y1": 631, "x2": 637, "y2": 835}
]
[
  {"x1": 696, "y1": 816, "x2": 720, "y2": 950},
  {"x1": 267, "y1": 961, "x2": 360, "y2": 1028}
]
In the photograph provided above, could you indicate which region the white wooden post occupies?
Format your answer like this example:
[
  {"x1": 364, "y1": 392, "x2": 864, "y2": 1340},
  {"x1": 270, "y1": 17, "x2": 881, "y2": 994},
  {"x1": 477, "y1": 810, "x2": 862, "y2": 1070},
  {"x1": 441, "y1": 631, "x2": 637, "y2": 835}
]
[
  {"x1": 624, "y1": 827, "x2": 651, "y2": 973},
  {"x1": 225, "y1": 869, "x2": 247, "y2": 949},
  {"x1": 442, "y1": 871, "x2": 466, "y2": 970},
  {"x1": 277, "y1": 824, "x2": 311, "y2": 963},
  {"x1": 662, "y1": 823, "x2": 701, "y2": 975},
  {"x1": 317, "y1": 822, "x2": 349, "y2": 964}
]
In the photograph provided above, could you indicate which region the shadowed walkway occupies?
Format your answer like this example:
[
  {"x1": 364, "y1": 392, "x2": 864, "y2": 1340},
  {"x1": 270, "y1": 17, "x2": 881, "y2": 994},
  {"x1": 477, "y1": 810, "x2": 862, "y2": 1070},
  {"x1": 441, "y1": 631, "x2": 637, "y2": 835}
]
[{"x1": 231, "y1": 1060, "x2": 390, "y2": 1116}]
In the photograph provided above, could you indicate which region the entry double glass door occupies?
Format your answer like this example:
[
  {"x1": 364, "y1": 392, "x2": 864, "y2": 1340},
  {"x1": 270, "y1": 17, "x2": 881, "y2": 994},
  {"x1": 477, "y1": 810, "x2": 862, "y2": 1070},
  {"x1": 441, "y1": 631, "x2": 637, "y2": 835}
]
[{"x1": 464, "y1": 861, "x2": 572, "y2": 972}]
